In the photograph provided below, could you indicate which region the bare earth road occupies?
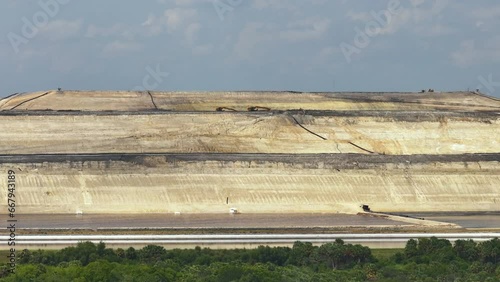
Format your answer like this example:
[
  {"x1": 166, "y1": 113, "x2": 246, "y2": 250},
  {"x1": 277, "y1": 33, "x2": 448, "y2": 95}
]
[{"x1": 3, "y1": 233, "x2": 500, "y2": 250}]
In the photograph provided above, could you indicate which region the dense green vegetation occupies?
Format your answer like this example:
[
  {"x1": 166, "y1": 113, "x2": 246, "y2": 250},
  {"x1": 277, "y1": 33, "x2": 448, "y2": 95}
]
[{"x1": 1, "y1": 237, "x2": 499, "y2": 281}]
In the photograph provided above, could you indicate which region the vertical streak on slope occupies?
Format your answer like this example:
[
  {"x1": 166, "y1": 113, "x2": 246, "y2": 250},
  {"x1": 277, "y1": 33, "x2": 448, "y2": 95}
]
[
  {"x1": 289, "y1": 114, "x2": 379, "y2": 154},
  {"x1": 0, "y1": 93, "x2": 19, "y2": 110},
  {"x1": 147, "y1": 91, "x2": 159, "y2": 110},
  {"x1": 289, "y1": 115, "x2": 327, "y2": 140},
  {"x1": 10, "y1": 91, "x2": 51, "y2": 110},
  {"x1": 348, "y1": 142, "x2": 377, "y2": 154}
]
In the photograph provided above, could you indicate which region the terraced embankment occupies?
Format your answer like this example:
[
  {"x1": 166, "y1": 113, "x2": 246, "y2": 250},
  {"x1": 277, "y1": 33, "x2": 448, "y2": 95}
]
[
  {"x1": 0, "y1": 90, "x2": 499, "y2": 215},
  {"x1": 0, "y1": 111, "x2": 498, "y2": 155}
]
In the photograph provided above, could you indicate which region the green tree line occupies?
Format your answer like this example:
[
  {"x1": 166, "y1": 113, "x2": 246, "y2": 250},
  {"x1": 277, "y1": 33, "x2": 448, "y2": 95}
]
[{"x1": 1, "y1": 237, "x2": 499, "y2": 281}]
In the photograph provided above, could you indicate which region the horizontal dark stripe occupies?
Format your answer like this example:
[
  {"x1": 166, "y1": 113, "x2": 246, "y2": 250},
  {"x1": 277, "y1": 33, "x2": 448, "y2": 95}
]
[
  {"x1": 0, "y1": 110, "x2": 498, "y2": 122},
  {"x1": 0, "y1": 153, "x2": 498, "y2": 165}
]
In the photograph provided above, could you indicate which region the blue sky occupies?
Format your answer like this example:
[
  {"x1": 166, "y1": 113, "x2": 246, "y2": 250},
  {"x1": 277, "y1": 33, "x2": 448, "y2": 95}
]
[{"x1": 1, "y1": 0, "x2": 500, "y2": 97}]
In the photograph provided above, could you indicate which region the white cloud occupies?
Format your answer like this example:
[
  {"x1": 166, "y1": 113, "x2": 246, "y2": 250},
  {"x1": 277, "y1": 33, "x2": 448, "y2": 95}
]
[
  {"x1": 319, "y1": 46, "x2": 339, "y2": 57},
  {"x1": 251, "y1": 0, "x2": 326, "y2": 13},
  {"x1": 141, "y1": 8, "x2": 199, "y2": 38},
  {"x1": 346, "y1": 11, "x2": 373, "y2": 22},
  {"x1": 159, "y1": 0, "x2": 211, "y2": 6},
  {"x1": 415, "y1": 23, "x2": 456, "y2": 37},
  {"x1": 451, "y1": 39, "x2": 500, "y2": 68},
  {"x1": 39, "y1": 19, "x2": 83, "y2": 41},
  {"x1": 232, "y1": 16, "x2": 331, "y2": 62},
  {"x1": 185, "y1": 22, "x2": 201, "y2": 44},
  {"x1": 232, "y1": 22, "x2": 274, "y2": 61},
  {"x1": 86, "y1": 23, "x2": 134, "y2": 39},
  {"x1": 102, "y1": 41, "x2": 142, "y2": 57},
  {"x1": 280, "y1": 18, "x2": 331, "y2": 42},
  {"x1": 50, "y1": 50, "x2": 83, "y2": 73},
  {"x1": 192, "y1": 44, "x2": 213, "y2": 56},
  {"x1": 471, "y1": 5, "x2": 500, "y2": 20},
  {"x1": 346, "y1": 0, "x2": 452, "y2": 36},
  {"x1": 141, "y1": 15, "x2": 163, "y2": 36},
  {"x1": 252, "y1": 0, "x2": 294, "y2": 10},
  {"x1": 164, "y1": 8, "x2": 197, "y2": 33},
  {"x1": 451, "y1": 40, "x2": 477, "y2": 68},
  {"x1": 468, "y1": 5, "x2": 500, "y2": 32}
]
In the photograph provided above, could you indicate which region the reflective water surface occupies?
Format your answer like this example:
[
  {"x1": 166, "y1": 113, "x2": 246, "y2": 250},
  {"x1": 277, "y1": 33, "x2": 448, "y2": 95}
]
[{"x1": 15, "y1": 213, "x2": 401, "y2": 229}]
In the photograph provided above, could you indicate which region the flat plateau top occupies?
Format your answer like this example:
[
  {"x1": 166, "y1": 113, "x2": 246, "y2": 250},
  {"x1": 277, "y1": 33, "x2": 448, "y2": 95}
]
[{"x1": 1, "y1": 90, "x2": 500, "y2": 112}]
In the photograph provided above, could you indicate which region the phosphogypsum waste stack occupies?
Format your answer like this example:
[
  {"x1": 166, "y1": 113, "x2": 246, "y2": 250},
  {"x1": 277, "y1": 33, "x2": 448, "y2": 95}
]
[{"x1": 0, "y1": 90, "x2": 499, "y2": 214}]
